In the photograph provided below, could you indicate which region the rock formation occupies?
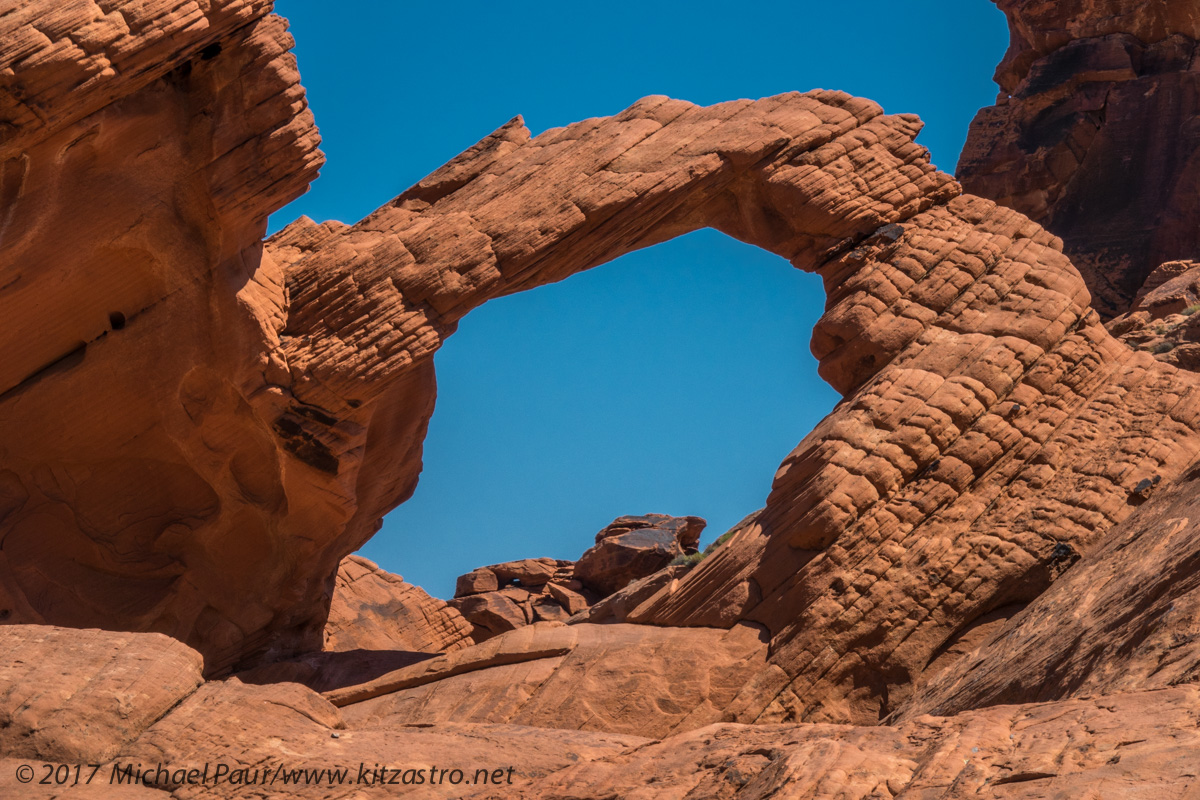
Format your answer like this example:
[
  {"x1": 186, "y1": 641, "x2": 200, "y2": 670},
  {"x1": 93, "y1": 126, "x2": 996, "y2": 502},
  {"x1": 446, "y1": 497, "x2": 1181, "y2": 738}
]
[
  {"x1": 325, "y1": 555, "x2": 472, "y2": 653},
  {"x1": 9, "y1": 0, "x2": 1200, "y2": 796},
  {"x1": 6, "y1": 623, "x2": 1200, "y2": 799},
  {"x1": 958, "y1": 0, "x2": 1200, "y2": 317},
  {"x1": 445, "y1": 514, "x2": 703, "y2": 639}
]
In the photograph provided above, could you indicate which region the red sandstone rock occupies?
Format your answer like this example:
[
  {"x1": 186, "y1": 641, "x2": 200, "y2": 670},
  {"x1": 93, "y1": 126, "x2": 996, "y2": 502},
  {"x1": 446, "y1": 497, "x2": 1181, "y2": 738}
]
[
  {"x1": 898, "y1": 456, "x2": 1200, "y2": 718},
  {"x1": 8, "y1": 0, "x2": 1200, "y2": 759},
  {"x1": 336, "y1": 621, "x2": 770, "y2": 740},
  {"x1": 325, "y1": 555, "x2": 472, "y2": 653},
  {"x1": 574, "y1": 514, "x2": 705, "y2": 596},
  {"x1": 447, "y1": 592, "x2": 529, "y2": 642},
  {"x1": 484, "y1": 686, "x2": 1200, "y2": 800},
  {"x1": 959, "y1": 1, "x2": 1200, "y2": 317},
  {"x1": 455, "y1": 569, "x2": 500, "y2": 597},
  {"x1": 122, "y1": 678, "x2": 645, "y2": 799},
  {"x1": 0, "y1": 1, "x2": 324, "y2": 673},
  {"x1": 0, "y1": 626, "x2": 202, "y2": 762}
]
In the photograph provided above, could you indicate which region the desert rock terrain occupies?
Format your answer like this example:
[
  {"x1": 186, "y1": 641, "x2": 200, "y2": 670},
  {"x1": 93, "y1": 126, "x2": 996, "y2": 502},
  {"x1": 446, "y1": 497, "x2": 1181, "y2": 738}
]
[{"x1": 5, "y1": 0, "x2": 1200, "y2": 797}]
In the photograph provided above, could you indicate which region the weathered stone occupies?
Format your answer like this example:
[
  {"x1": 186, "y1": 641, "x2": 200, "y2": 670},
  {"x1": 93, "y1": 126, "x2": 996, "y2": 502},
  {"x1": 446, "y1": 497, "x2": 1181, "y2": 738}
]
[
  {"x1": 447, "y1": 593, "x2": 529, "y2": 642},
  {"x1": 489, "y1": 559, "x2": 563, "y2": 588},
  {"x1": 0, "y1": 626, "x2": 203, "y2": 762},
  {"x1": 546, "y1": 582, "x2": 589, "y2": 615},
  {"x1": 959, "y1": 1, "x2": 1200, "y2": 317},
  {"x1": 325, "y1": 555, "x2": 473, "y2": 654},
  {"x1": 484, "y1": 686, "x2": 1200, "y2": 800},
  {"x1": 122, "y1": 677, "x2": 645, "y2": 799},
  {"x1": 575, "y1": 515, "x2": 705, "y2": 595},
  {"x1": 10, "y1": 1, "x2": 1200, "y2": 754},
  {"x1": 339, "y1": 622, "x2": 770, "y2": 740},
  {"x1": 455, "y1": 569, "x2": 500, "y2": 597},
  {"x1": 899, "y1": 456, "x2": 1200, "y2": 718}
]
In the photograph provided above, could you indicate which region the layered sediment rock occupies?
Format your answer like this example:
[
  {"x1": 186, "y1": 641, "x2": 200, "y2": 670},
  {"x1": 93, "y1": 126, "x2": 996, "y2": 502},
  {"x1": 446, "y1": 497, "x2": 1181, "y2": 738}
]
[
  {"x1": 0, "y1": 0, "x2": 325, "y2": 673},
  {"x1": 8, "y1": 625, "x2": 1200, "y2": 800},
  {"x1": 486, "y1": 685, "x2": 1200, "y2": 800},
  {"x1": 574, "y1": 514, "x2": 704, "y2": 595},
  {"x1": 332, "y1": 621, "x2": 770, "y2": 739},
  {"x1": 325, "y1": 555, "x2": 472, "y2": 653},
  {"x1": 898, "y1": 454, "x2": 1200, "y2": 718},
  {"x1": 958, "y1": 0, "x2": 1200, "y2": 317}
]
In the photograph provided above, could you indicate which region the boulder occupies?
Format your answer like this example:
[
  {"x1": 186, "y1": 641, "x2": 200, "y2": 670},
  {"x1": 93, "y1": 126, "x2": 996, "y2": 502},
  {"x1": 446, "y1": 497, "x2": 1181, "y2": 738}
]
[{"x1": 574, "y1": 515, "x2": 705, "y2": 595}]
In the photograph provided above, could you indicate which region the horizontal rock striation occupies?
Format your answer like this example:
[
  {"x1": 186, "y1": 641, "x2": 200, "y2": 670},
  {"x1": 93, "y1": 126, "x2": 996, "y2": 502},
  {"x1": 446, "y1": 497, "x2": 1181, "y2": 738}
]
[
  {"x1": 0, "y1": 0, "x2": 327, "y2": 674},
  {"x1": 324, "y1": 555, "x2": 473, "y2": 653},
  {"x1": 958, "y1": 0, "x2": 1200, "y2": 318}
]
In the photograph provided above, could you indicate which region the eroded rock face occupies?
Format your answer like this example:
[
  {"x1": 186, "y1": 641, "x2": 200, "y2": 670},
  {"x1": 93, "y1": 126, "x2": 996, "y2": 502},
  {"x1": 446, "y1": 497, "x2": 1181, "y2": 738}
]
[
  {"x1": 0, "y1": 625, "x2": 203, "y2": 762},
  {"x1": 325, "y1": 555, "x2": 473, "y2": 653},
  {"x1": 0, "y1": 1, "x2": 326, "y2": 674},
  {"x1": 898, "y1": 456, "x2": 1200, "y2": 718},
  {"x1": 335, "y1": 621, "x2": 770, "y2": 740},
  {"x1": 445, "y1": 515, "x2": 702, "y2": 640},
  {"x1": 958, "y1": 0, "x2": 1200, "y2": 317},
  {"x1": 484, "y1": 686, "x2": 1200, "y2": 800},
  {"x1": 574, "y1": 514, "x2": 705, "y2": 595}
]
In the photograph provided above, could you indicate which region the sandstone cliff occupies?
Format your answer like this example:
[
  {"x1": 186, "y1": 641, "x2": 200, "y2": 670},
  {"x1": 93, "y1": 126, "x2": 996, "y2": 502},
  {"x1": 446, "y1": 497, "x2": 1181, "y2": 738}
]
[{"x1": 959, "y1": 0, "x2": 1200, "y2": 317}]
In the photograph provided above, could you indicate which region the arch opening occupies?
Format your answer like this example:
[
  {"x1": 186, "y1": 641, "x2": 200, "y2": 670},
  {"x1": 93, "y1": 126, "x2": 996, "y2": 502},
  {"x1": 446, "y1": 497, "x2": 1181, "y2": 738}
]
[{"x1": 358, "y1": 228, "x2": 839, "y2": 598}]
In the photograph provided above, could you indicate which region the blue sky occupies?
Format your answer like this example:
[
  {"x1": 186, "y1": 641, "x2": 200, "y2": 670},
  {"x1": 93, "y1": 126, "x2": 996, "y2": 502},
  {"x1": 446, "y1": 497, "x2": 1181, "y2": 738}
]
[{"x1": 270, "y1": 1, "x2": 1010, "y2": 598}]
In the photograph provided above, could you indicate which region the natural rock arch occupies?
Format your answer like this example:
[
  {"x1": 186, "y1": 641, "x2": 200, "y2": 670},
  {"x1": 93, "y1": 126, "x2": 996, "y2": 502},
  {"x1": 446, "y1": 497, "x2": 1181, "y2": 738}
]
[
  {"x1": 4, "y1": 7, "x2": 1200, "y2": 724},
  {"x1": 271, "y1": 92, "x2": 1200, "y2": 721}
]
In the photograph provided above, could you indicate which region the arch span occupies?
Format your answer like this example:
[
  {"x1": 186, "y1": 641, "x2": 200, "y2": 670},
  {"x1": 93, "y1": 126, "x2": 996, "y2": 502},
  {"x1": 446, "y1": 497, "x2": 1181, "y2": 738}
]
[{"x1": 272, "y1": 91, "x2": 1200, "y2": 722}]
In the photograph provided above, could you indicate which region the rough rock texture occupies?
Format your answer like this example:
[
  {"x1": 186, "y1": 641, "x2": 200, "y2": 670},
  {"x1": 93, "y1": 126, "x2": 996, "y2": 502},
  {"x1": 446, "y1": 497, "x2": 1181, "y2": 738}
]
[
  {"x1": 958, "y1": 0, "x2": 1200, "y2": 317},
  {"x1": 0, "y1": 625, "x2": 203, "y2": 762},
  {"x1": 0, "y1": 0, "x2": 325, "y2": 673},
  {"x1": 325, "y1": 555, "x2": 472, "y2": 653},
  {"x1": 446, "y1": 515, "x2": 701, "y2": 640},
  {"x1": 10, "y1": 626, "x2": 1200, "y2": 799},
  {"x1": 485, "y1": 686, "x2": 1200, "y2": 800},
  {"x1": 449, "y1": 558, "x2": 578, "y2": 641},
  {"x1": 574, "y1": 513, "x2": 705, "y2": 595},
  {"x1": 122, "y1": 679, "x2": 646, "y2": 800},
  {"x1": 1104, "y1": 260, "x2": 1200, "y2": 370},
  {"x1": 337, "y1": 621, "x2": 770, "y2": 740},
  {"x1": 898, "y1": 454, "x2": 1200, "y2": 718}
]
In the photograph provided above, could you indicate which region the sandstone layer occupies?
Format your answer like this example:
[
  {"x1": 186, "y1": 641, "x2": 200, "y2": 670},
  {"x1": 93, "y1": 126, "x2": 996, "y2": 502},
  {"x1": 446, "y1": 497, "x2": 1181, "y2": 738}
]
[
  {"x1": 898, "y1": 449, "x2": 1200, "y2": 718},
  {"x1": 8, "y1": 6, "x2": 1200, "y2": 800},
  {"x1": 324, "y1": 555, "x2": 472, "y2": 653},
  {"x1": 446, "y1": 514, "x2": 703, "y2": 640},
  {"x1": 8, "y1": 625, "x2": 1200, "y2": 799},
  {"x1": 958, "y1": 0, "x2": 1200, "y2": 317}
]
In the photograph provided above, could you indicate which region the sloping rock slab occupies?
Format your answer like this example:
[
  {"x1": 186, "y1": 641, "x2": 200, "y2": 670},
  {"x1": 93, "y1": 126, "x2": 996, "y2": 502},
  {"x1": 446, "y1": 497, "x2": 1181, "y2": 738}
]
[
  {"x1": 325, "y1": 555, "x2": 473, "y2": 653},
  {"x1": 479, "y1": 686, "x2": 1200, "y2": 800},
  {"x1": 0, "y1": 625, "x2": 203, "y2": 762},
  {"x1": 120, "y1": 679, "x2": 645, "y2": 799},
  {"x1": 339, "y1": 622, "x2": 769, "y2": 739}
]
